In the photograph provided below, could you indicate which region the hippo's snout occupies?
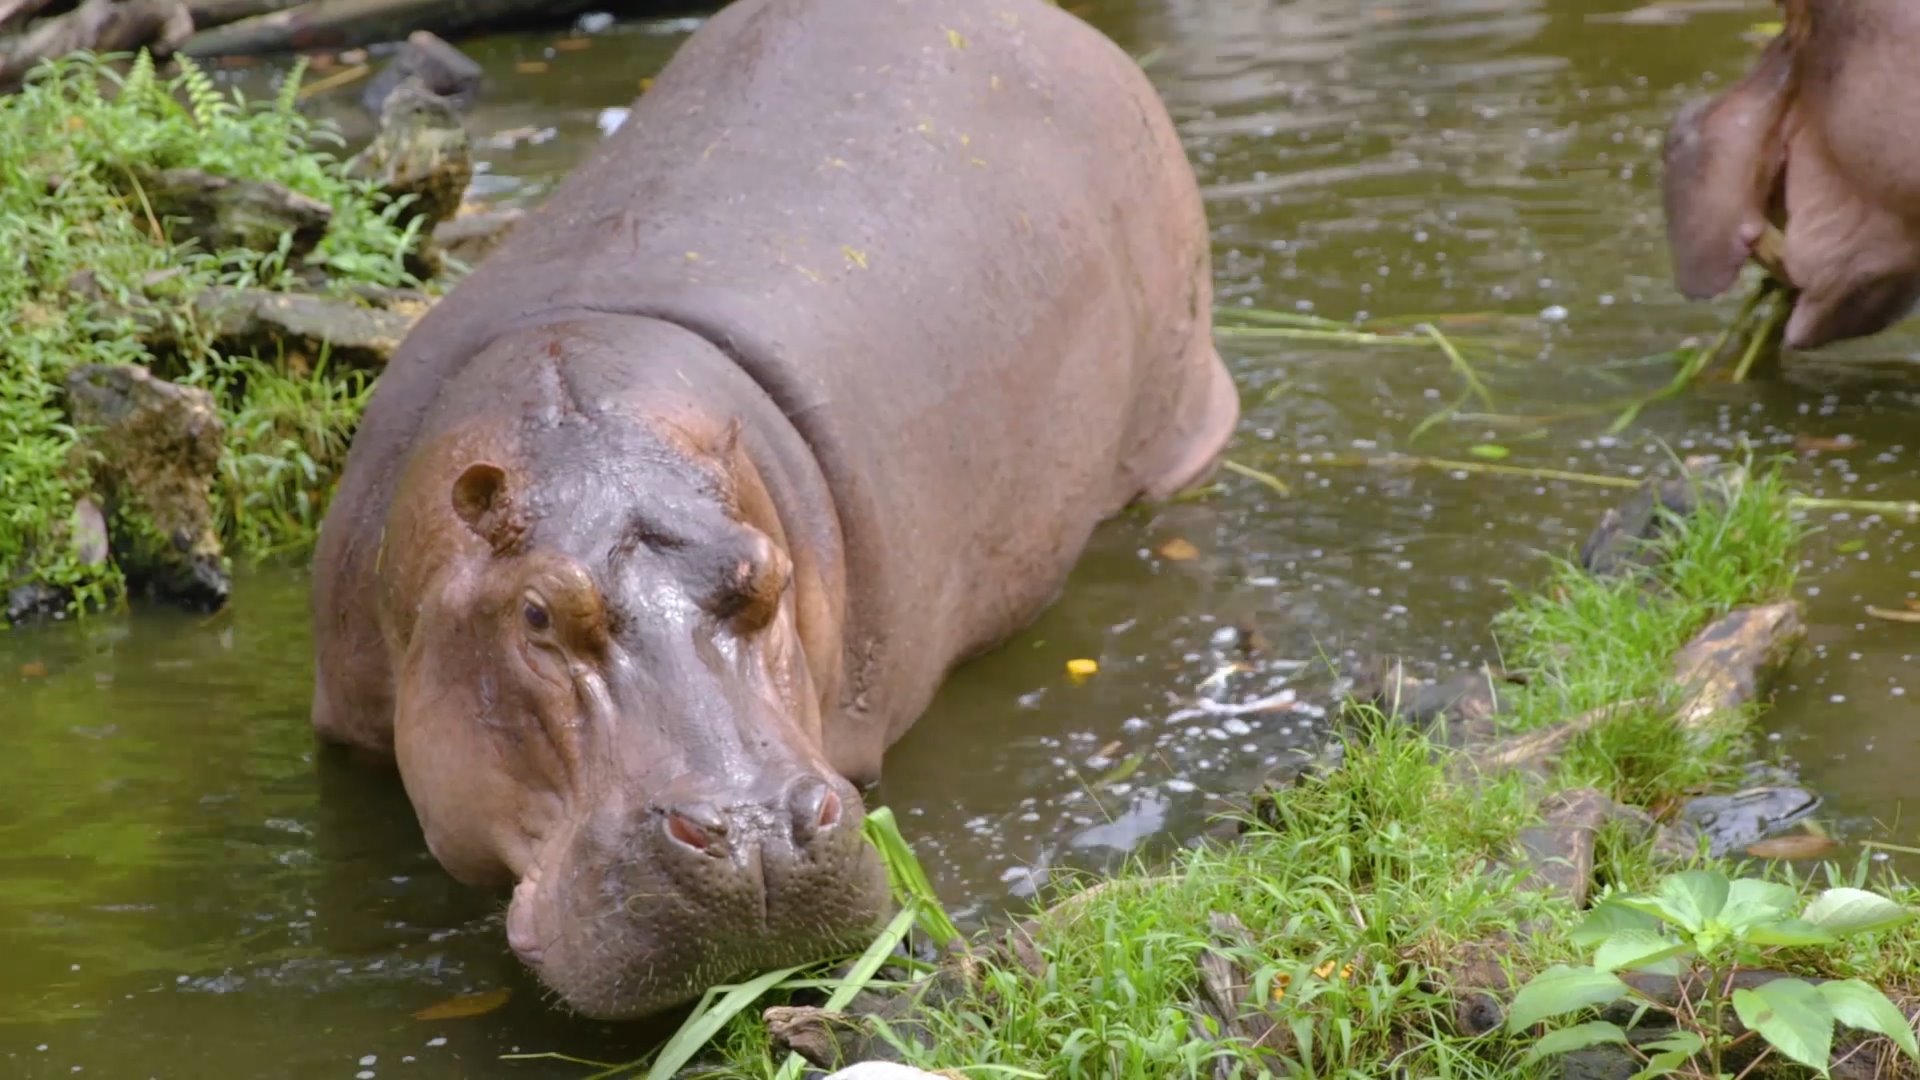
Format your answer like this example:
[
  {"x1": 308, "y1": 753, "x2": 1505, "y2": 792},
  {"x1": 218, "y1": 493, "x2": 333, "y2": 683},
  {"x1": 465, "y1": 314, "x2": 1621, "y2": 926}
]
[
  {"x1": 660, "y1": 774, "x2": 845, "y2": 859},
  {"x1": 508, "y1": 765, "x2": 890, "y2": 1019}
]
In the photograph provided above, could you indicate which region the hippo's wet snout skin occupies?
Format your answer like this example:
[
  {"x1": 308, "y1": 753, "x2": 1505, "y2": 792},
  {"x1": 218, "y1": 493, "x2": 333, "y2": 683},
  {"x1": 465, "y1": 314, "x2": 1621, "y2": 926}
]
[
  {"x1": 507, "y1": 761, "x2": 887, "y2": 1019},
  {"x1": 658, "y1": 774, "x2": 845, "y2": 860}
]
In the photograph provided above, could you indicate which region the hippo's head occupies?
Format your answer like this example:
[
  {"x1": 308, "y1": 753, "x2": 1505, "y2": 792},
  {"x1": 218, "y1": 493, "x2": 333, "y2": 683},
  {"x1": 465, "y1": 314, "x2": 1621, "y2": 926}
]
[
  {"x1": 1661, "y1": 4, "x2": 1920, "y2": 350},
  {"x1": 381, "y1": 355, "x2": 888, "y2": 1019}
]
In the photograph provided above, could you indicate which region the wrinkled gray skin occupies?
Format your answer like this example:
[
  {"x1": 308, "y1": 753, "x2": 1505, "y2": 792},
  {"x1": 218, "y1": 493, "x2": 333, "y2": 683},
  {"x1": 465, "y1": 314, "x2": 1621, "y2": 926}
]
[
  {"x1": 1662, "y1": 0, "x2": 1920, "y2": 349},
  {"x1": 309, "y1": 0, "x2": 1238, "y2": 1020}
]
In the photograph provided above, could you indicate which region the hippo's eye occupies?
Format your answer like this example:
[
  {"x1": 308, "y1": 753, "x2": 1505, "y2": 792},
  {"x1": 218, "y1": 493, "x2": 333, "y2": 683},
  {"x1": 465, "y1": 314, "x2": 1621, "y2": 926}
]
[{"x1": 522, "y1": 598, "x2": 552, "y2": 633}]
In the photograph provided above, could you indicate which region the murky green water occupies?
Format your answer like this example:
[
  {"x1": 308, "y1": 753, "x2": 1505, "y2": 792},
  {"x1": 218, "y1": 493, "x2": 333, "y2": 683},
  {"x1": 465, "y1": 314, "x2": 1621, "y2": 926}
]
[{"x1": 7, "y1": 0, "x2": 1920, "y2": 1074}]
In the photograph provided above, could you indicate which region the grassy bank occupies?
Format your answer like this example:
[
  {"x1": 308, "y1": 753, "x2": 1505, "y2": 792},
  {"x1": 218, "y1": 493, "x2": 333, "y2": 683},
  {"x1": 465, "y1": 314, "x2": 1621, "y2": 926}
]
[
  {"x1": 1, "y1": 51, "x2": 411, "y2": 617},
  {"x1": 567, "y1": 462, "x2": 1919, "y2": 1079}
]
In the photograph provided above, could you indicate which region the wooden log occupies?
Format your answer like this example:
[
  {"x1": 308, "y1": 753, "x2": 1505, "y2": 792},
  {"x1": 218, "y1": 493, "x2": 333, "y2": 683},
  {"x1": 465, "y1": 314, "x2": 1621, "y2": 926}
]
[
  {"x1": 0, "y1": 0, "x2": 59, "y2": 34},
  {"x1": 0, "y1": 0, "x2": 193, "y2": 91},
  {"x1": 181, "y1": 0, "x2": 606, "y2": 56},
  {"x1": 140, "y1": 167, "x2": 334, "y2": 259},
  {"x1": 186, "y1": 0, "x2": 297, "y2": 31},
  {"x1": 190, "y1": 285, "x2": 426, "y2": 369}
]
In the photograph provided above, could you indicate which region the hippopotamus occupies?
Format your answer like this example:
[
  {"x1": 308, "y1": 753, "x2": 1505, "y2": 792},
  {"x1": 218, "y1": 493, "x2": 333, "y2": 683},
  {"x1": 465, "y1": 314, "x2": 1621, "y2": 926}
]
[
  {"x1": 308, "y1": 0, "x2": 1237, "y2": 1020},
  {"x1": 1661, "y1": 0, "x2": 1920, "y2": 349}
]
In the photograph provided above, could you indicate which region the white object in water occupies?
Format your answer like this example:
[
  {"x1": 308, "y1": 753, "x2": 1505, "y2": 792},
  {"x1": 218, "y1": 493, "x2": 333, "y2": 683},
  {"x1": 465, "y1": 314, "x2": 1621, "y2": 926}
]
[
  {"x1": 597, "y1": 107, "x2": 631, "y2": 138},
  {"x1": 825, "y1": 1065, "x2": 950, "y2": 1080}
]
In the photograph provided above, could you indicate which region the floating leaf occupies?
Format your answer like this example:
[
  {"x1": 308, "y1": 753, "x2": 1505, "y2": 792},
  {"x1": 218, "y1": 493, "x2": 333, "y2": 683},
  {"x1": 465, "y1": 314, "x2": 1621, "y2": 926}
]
[
  {"x1": 1746, "y1": 834, "x2": 1840, "y2": 860},
  {"x1": 1156, "y1": 537, "x2": 1199, "y2": 561},
  {"x1": 1819, "y1": 979, "x2": 1920, "y2": 1061},
  {"x1": 19, "y1": 661, "x2": 47, "y2": 679},
  {"x1": 1522, "y1": 1021, "x2": 1629, "y2": 1063},
  {"x1": 1803, "y1": 888, "x2": 1915, "y2": 935},
  {"x1": 1468, "y1": 443, "x2": 1510, "y2": 460},
  {"x1": 1066, "y1": 658, "x2": 1099, "y2": 684},
  {"x1": 413, "y1": 988, "x2": 511, "y2": 1020},
  {"x1": 1593, "y1": 929, "x2": 1690, "y2": 974},
  {"x1": 516, "y1": 61, "x2": 550, "y2": 74},
  {"x1": 1865, "y1": 606, "x2": 1920, "y2": 624},
  {"x1": 1837, "y1": 539, "x2": 1867, "y2": 554},
  {"x1": 1506, "y1": 965, "x2": 1631, "y2": 1032},
  {"x1": 1732, "y1": 979, "x2": 1834, "y2": 1073},
  {"x1": 1096, "y1": 752, "x2": 1145, "y2": 787}
]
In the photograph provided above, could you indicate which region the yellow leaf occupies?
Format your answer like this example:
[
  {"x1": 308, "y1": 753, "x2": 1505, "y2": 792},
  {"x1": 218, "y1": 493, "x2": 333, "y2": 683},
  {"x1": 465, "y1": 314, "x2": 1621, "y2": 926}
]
[
  {"x1": 945, "y1": 26, "x2": 969, "y2": 49},
  {"x1": 1066, "y1": 658, "x2": 1099, "y2": 684},
  {"x1": 413, "y1": 988, "x2": 511, "y2": 1020},
  {"x1": 1157, "y1": 538, "x2": 1199, "y2": 561}
]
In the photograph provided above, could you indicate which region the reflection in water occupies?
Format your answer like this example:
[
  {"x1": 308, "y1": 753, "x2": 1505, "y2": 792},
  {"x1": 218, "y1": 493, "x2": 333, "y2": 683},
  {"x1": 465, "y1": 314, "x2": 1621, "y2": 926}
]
[{"x1": 3, "y1": 0, "x2": 1919, "y2": 1074}]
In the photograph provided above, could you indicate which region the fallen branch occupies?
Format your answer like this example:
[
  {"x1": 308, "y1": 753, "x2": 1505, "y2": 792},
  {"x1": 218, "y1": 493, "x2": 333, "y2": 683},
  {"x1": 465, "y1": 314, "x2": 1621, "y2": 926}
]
[
  {"x1": 0, "y1": 0, "x2": 192, "y2": 92},
  {"x1": 0, "y1": 0, "x2": 57, "y2": 33},
  {"x1": 1285, "y1": 452, "x2": 1920, "y2": 516}
]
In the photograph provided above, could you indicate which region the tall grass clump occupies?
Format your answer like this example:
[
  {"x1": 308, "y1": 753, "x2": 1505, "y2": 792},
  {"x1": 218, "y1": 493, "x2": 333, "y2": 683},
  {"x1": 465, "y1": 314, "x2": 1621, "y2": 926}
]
[
  {"x1": 1488, "y1": 465, "x2": 1802, "y2": 806},
  {"x1": 1, "y1": 50, "x2": 414, "y2": 618}
]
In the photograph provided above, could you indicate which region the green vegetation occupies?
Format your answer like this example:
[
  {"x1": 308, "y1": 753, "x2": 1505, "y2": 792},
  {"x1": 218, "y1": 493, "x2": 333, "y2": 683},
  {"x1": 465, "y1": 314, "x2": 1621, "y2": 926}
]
[
  {"x1": 544, "y1": 463, "x2": 1919, "y2": 1079},
  {"x1": 1514, "y1": 868, "x2": 1917, "y2": 1078},
  {"x1": 1, "y1": 50, "x2": 415, "y2": 618}
]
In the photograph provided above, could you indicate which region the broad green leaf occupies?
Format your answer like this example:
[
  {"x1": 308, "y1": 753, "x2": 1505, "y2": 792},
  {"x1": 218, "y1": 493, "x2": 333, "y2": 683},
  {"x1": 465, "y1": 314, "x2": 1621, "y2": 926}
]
[
  {"x1": 1641, "y1": 1030, "x2": 1706, "y2": 1056},
  {"x1": 1630, "y1": 1049, "x2": 1691, "y2": 1079},
  {"x1": 1572, "y1": 900, "x2": 1663, "y2": 948},
  {"x1": 1802, "y1": 888, "x2": 1915, "y2": 936},
  {"x1": 1523, "y1": 1021, "x2": 1629, "y2": 1063},
  {"x1": 647, "y1": 961, "x2": 814, "y2": 1080},
  {"x1": 1658, "y1": 869, "x2": 1731, "y2": 933},
  {"x1": 1593, "y1": 929, "x2": 1691, "y2": 974},
  {"x1": 1743, "y1": 917, "x2": 1838, "y2": 948},
  {"x1": 1721, "y1": 878, "x2": 1800, "y2": 930},
  {"x1": 1732, "y1": 979, "x2": 1835, "y2": 1075},
  {"x1": 1506, "y1": 965, "x2": 1631, "y2": 1032},
  {"x1": 1819, "y1": 979, "x2": 1920, "y2": 1061}
]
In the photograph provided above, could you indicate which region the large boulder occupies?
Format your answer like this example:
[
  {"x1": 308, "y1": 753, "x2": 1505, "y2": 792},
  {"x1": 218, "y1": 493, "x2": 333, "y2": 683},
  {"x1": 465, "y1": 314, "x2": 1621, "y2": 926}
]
[{"x1": 64, "y1": 364, "x2": 230, "y2": 610}]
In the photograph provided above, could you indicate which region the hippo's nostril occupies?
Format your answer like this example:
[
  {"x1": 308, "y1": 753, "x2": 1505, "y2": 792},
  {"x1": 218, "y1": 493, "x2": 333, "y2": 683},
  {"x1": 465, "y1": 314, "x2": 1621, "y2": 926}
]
[
  {"x1": 664, "y1": 804, "x2": 729, "y2": 856},
  {"x1": 787, "y1": 777, "x2": 842, "y2": 846}
]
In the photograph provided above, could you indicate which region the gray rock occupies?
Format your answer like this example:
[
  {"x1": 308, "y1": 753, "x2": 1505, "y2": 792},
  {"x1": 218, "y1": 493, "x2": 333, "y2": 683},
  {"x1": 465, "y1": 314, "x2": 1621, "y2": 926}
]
[
  {"x1": 64, "y1": 364, "x2": 229, "y2": 611},
  {"x1": 361, "y1": 30, "x2": 482, "y2": 115}
]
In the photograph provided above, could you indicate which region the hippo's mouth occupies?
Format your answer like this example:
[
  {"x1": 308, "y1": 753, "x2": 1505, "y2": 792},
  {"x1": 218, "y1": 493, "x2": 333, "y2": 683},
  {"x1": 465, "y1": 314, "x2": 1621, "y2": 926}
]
[{"x1": 498, "y1": 811, "x2": 892, "y2": 1020}]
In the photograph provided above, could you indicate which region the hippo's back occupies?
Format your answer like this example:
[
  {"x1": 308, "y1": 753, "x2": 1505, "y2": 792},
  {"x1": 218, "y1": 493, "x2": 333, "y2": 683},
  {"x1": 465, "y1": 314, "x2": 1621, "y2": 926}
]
[{"x1": 324, "y1": 0, "x2": 1235, "y2": 770}]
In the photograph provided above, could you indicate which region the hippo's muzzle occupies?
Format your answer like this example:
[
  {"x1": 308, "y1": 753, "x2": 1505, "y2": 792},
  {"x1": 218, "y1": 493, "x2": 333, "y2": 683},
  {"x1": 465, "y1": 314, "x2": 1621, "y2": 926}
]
[{"x1": 504, "y1": 759, "x2": 888, "y2": 1019}]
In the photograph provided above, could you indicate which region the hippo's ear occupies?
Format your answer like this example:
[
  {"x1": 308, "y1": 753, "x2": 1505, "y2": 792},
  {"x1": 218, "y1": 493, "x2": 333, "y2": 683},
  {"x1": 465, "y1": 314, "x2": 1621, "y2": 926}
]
[{"x1": 451, "y1": 462, "x2": 525, "y2": 554}]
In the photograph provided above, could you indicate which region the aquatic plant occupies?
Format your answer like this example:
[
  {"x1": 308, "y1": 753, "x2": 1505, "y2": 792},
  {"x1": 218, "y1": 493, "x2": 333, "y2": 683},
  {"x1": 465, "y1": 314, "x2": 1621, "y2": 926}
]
[
  {"x1": 0, "y1": 50, "x2": 414, "y2": 620},
  {"x1": 1512, "y1": 868, "x2": 1918, "y2": 1078}
]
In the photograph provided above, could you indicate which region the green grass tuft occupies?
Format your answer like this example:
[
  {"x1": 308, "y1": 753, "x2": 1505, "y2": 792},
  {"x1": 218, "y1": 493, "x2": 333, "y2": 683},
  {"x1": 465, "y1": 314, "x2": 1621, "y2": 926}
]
[{"x1": 1, "y1": 50, "x2": 414, "y2": 618}]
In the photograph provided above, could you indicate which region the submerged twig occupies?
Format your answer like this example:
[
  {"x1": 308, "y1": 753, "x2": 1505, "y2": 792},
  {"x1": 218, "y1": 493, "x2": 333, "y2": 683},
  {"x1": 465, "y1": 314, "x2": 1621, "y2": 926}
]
[
  {"x1": 1266, "y1": 453, "x2": 1920, "y2": 516},
  {"x1": 1221, "y1": 458, "x2": 1291, "y2": 496}
]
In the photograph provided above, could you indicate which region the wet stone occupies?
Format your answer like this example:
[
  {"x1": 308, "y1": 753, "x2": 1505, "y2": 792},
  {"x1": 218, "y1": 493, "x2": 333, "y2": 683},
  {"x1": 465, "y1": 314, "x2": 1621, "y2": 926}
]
[
  {"x1": 360, "y1": 30, "x2": 483, "y2": 115},
  {"x1": 1672, "y1": 785, "x2": 1822, "y2": 858},
  {"x1": 1578, "y1": 464, "x2": 1741, "y2": 579},
  {"x1": 63, "y1": 363, "x2": 229, "y2": 611}
]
